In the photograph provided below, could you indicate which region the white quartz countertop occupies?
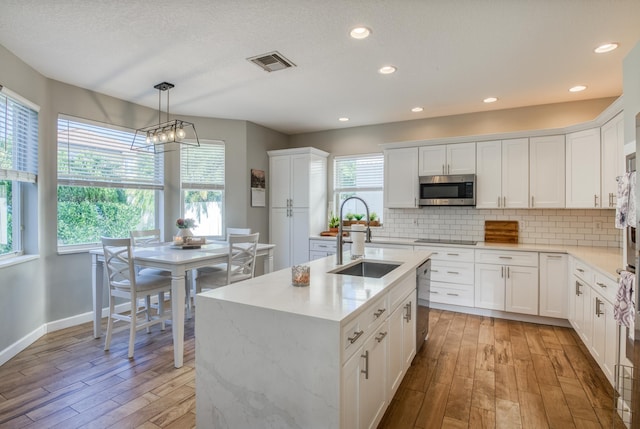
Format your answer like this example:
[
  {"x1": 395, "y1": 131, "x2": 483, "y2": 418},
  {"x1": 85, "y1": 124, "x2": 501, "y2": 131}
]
[
  {"x1": 311, "y1": 235, "x2": 623, "y2": 280},
  {"x1": 198, "y1": 248, "x2": 430, "y2": 323}
]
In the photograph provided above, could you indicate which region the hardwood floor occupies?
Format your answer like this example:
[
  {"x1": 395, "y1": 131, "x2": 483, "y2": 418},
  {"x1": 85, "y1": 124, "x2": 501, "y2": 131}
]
[
  {"x1": 0, "y1": 308, "x2": 626, "y2": 428},
  {"x1": 379, "y1": 309, "x2": 627, "y2": 429}
]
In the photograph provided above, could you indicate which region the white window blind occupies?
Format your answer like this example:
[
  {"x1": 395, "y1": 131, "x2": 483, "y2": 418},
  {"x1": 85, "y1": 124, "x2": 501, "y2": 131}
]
[
  {"x1": 181, "y1": 140, "x2": 225, "y2": 190},
  {"x1": 57, "y1": 116, "x2": 163, "y2": 189},
  {"x1": 334, "y1": 153, "x2": 384, "y2": 192},
  {"x1": 0, "y1": 90, "x2": 39, "y2": 183}
]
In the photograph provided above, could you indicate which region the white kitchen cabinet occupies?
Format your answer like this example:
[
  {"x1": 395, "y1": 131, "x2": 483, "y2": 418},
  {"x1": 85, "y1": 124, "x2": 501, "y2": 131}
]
[
  {"x1": 269, "y1": 148, "x2": 328, "y2": 270},
  {"x1": 309, "y1": 238, "x2": 351, "y2": 261},
  {"x1": 591, "y1": 292, "x2": 617, "y2": 383},
  {"x1": 474, "y1": 250, "x2": 538, "y2": 314},
  {"x1": 539, "y1": 253, "x2": 568, "y2": 318},
  {"x1": 476, "y1": 138, "x2": 529, "y2": 208},
  {"x1": 388, "y1": 291, "x2": 416, "y2": 399},
  {"x1": 418, "y1": 246, "x2": 475, "y2": 307},
  {"x1": 566, "y1": 128, "x2": 601, "y2": 208},
  {"x1": 529, "y1": 135, "x2": 565, "y2": 208},
  {"x1": 384, "y1": 147, "x2": 418, "y2": 208},
  {"x1": 601, "y1": 112, "x2": 624, "y2": 208},
  {"x1": 573, "y1": 276, "x2": 593, "y2": 345},
  {"x1": 418, "y1": 142, "x2": 475, "y2": 175}
]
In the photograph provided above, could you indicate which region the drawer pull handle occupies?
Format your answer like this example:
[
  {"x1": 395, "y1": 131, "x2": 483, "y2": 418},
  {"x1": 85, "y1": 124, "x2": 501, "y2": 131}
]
[
  {"x1": 432, "y1": 269, "x2": 439, "y2": 272},
  {"x1": 447, "y1": 271, "x2": 460, "y2": 275},
  {"x1": 499, "y1": 256, "x2": 512, "y2": 259},
  {"x1": 596, "y1": 282, "x2": 607, "y2": 288},
  {"x1": 447, "y1": 253, "x2": 459, "y2": 256},
  {"x1": 432, "y1": 252, "x2": 439, "y2": 255},
  {"x1": 577, "y1": 268, "x2": 585, "y2": 273},
  {"x1": 547, "y1": 255, "x2": 562, "y2": 259},
  {"x1": 447, "y1": 293, "x2": 459, "y2": 296},
  {"x1": 375, "y1": 331, "x2": 388, "y2": 342},
  {"x1": 348, "y1": 330, "x2": 364, "y2": 344},
  {"x1": 431, "y1": 291, "x2": 439, "y2": 294},
  {"x1": 373, "y1": 308, "x2": 386, "y2": 318}
]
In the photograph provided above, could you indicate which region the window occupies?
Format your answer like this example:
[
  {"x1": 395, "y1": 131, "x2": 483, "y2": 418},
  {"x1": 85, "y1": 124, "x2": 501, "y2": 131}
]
[
  {"x1": 57, "y1": 116, "x2": 163, "y2": 247},
  {"x1": 334, "y1": 153, "x2": 384, "y2": 222},
  {"x1": 0, "y1": 88, "x2": 39, "y2": 258},
  {"x1": 181, "y1": 141, "x2": 225, "y2": 237}
]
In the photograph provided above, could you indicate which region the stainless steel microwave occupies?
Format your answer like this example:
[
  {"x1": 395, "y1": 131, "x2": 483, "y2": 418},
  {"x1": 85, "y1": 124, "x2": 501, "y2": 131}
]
[{"x1": 418, "y1": 174, "x2": 476, "y2": 206}]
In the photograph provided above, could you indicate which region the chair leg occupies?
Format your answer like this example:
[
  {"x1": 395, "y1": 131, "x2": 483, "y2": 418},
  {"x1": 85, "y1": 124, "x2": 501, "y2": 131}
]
[
  {"x1": 128, "y1": 298, "x2": 137, "y2": 359},
  {"x1": 158, "y1": 292, "x2": 166, "y2": 330},
  {"x1": 104, "y1": 295, "x2": 115, "y2": 351},
  {"x1": 145, "y1": 295, "x2": 151, "y2": 334}
]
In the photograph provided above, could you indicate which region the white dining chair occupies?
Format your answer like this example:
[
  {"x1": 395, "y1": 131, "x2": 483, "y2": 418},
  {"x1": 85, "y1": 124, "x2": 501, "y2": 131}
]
[
  {"x1": 101, "y1": 237, "x2": 172, "y2": 359},
  {"x1": 196, "y1": 233, "x2": 260, "y2": 292}
]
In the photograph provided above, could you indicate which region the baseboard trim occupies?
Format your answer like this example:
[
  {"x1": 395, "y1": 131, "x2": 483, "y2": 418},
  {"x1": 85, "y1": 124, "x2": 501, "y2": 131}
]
[
  {"x1": 0, "y1": 325, "x2": 46, "y2": 367},
  {"x1": 430, "y1": 302, "x2": 571, "y2": 328}
]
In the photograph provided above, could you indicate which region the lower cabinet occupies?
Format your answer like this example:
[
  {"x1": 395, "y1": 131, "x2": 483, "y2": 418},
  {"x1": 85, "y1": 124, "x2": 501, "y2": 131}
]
[
  {"x1": 539, "y1": 253, "x2": 568, "y2": 318},
  {"x1": 341, "y1": 281, "x2": 416, "y2": 429},
  {"x1": 474, "y1": 250, "x2": 539, "y2": 315}
]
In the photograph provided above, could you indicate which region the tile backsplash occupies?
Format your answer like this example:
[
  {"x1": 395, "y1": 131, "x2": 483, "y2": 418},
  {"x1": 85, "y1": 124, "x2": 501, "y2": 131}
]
[{"x1": 377, "y1": 207, "x2": 621, "y2": 248}]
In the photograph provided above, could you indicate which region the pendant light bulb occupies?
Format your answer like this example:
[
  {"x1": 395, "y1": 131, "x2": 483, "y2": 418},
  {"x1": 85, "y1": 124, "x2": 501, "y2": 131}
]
[
  {"x1": 176, "y1": 126, "x2": 186, "y2": 140},
  {"x1": 167, "y1": 126, "x2": 176, "y2": 141}
]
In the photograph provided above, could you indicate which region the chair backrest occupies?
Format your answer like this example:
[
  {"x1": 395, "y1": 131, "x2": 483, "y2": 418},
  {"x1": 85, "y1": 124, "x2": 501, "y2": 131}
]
[
  {"x1": 102, "y1": 237, "x2": 136, "y2": 290},
  {"x1": 227, "y1": 233, "x2": 260, "y2": 284},
  {"x1": 226, "y1": 227, "x2": 251, "y2": 240},
  {"x1": 130, "y1": 229, "x2": 162, "y2": 247}
]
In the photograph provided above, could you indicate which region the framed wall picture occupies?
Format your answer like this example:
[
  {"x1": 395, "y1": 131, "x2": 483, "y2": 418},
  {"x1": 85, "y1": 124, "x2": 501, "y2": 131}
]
[{"x1": 251, "y1": 169, "x2": 266, "y2": 207}]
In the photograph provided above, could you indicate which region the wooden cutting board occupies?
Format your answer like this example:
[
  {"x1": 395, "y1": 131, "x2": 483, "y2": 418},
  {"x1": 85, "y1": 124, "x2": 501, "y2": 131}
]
[{"x1": 484, "y1": 220, "x2": 519, "y2": 243}]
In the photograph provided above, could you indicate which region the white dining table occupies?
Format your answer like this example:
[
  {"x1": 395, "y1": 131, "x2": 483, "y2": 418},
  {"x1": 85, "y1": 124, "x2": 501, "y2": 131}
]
[{"x1": 90, "y1": 241, "x2": 275, "y2": 368}]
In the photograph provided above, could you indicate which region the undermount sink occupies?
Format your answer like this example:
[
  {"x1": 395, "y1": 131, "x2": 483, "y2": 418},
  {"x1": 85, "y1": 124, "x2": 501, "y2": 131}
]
[{"x1": 330, "y1": 260, "x2": 402, "y2": 278}]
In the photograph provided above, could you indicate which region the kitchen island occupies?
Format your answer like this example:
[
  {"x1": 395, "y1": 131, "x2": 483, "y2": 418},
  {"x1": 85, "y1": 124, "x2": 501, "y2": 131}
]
[{"x1": 195, "y1": 247, "x2": 430, "y2": 429}]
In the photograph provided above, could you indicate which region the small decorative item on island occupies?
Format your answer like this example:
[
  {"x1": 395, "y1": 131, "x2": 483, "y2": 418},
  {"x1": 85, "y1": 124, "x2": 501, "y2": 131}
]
[
  {"x1": 174, "y1": 218, "x2": 196, "y2": 243},
  {"x1": 292, "y1": 264, "x2": 310, "y2": 287}
]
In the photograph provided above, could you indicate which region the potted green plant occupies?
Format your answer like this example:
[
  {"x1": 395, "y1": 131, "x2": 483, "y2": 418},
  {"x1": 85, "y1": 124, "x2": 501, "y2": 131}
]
[
  {"x1": 344, "y1": 212, "x2": 355, "y2": 226},
  {"x1": 369, "y1": 212, "x2": 380, "y2": 227},
  {"x1": 353, "y1": 213, "x2": 365, "y2": 224},
  {"x1": 328, "y1": 212, "x2": 340, "y2": 232}
]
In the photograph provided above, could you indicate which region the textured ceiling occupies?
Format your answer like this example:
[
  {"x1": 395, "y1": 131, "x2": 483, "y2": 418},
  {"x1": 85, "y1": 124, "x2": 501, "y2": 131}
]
[{"x1": 1, "y1": 0, "x2": 639, "y2": 135}]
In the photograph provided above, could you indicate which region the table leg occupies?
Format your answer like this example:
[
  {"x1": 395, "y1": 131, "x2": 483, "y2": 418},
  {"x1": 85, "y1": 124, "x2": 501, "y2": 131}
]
[
  {"x1": 92, "y1": 254, "x2": 104, "y2": 339},
  {"x1": 171, "y1": 274, "x2": 186, "y2": 368},
  {"x1": 264, "y1": 248, "x2": 274, "y2": 273}
]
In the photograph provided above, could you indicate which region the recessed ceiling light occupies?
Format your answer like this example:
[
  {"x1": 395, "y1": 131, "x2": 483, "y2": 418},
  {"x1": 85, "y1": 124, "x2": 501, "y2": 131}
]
[
  {"x1": 569, "y1": 85, "x2": 587, "y2": 92},
  {"x1": 594, "y1": 43, "x2": 619, "y2": 54},
  {"x1": 411, "y1": 107, "x2": 424, "y2": 113},
  {"x1": 483, "y1": 97, "x2": 498, "y2": 103},
  {"x1": 350, "y1": 27, "x2": 371, "y2": 39},
  {"x1": 338, "y1": 117, "x2": 349, "y2": 122},
  {"x1": 378, "y1": 65, "x2": 397, "y2": 75}
]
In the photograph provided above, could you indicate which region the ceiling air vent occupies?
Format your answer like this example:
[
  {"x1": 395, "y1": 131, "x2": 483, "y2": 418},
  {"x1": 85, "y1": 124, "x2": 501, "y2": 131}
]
[{"x1": 248, "y1": 51, "x2": 296, "y2": 72}]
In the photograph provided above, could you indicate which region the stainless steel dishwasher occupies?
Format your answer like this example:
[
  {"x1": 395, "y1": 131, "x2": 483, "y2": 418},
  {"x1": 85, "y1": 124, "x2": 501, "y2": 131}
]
[{"x1": 416, "y1": 259, "x2": 431, "y2": 353}]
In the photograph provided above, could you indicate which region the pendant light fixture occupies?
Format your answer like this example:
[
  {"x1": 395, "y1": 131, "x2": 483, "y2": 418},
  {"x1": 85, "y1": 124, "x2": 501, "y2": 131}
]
[{"x1": 131, "y1": 82, "x2": 200, "y2": 153}]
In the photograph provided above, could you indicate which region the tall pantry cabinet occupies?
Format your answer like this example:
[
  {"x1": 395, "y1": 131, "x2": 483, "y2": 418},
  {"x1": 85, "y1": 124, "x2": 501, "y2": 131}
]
[{"x1": 268, "y1": 148, "x2": 328, "y2": 271}]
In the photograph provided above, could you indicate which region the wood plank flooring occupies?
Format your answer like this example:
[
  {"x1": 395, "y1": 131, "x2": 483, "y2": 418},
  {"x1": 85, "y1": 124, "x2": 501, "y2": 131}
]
[{"x1": 0, "y1": 308, "x2": 626, "y2": 428}]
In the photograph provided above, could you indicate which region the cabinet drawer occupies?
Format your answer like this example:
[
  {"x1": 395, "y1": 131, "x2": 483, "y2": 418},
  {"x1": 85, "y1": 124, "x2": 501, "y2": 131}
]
[
  {"x1": 310, "y1": 240, "x2": 337, "y2": 252},
  {"x1": 431, "y1": 261, "x2": 474, "y2": 285},
  {"x1": 430, "y1": 283, "x2": 474, "y2": 307},
  {"x1": 573, "y1": 259, "x2": 595, "y2": 285},
  {"x1": 475, "y1": 250, "x2": 538, "y2": 267},
  {"x1": 389, "y1": 272, "x2": 416, "y2": 312},
  {"x1": 593, "y1": 272, "x2": 617, "y2": 304},
  {"x1": 341, "y1": 293, "x2": 389, "y2": 361},
  {"x1": 309, "y1": 251, "x2": 329, "y2": 260},
  {"x1": 417, "y1": 246, "x2": 474, "y2": 262}
]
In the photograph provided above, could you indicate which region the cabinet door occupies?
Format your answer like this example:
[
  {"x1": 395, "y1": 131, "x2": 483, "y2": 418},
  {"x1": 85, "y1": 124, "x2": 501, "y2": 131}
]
[
  {"x1": 601, "y1": 113, "x2": 624, "y2": 209},
  {"x1": 360, "y1": 323, "x2": 389, "y2": 429},
  {"x1": 502, "y1": 138, "x2": 529, "y2": 208},
  {"x1": 505, "y1": 265, "x2": 539, "y2": 315},
  {"x1": 575, "y1": 282, "x2": 593, "y2": 345},
  {"x1": 402, "y1": 294, "x2": 417, "y2": 368},
  {"x1": 418, "y1": 145, "x2": 447, "y2": 176},
  {"x1": 539, "y1": 253, "x2": 568, "y2": 318},
  {"x1": 291, "y1": 208, "x2": 310, "y2": 266},
  {"x1": 290, "y1": 154, "x2": 310, "y2": 208},
  {"x1": 530, "y1": 135, "x2": 565, "y2": 208},
  {"x1": 388, "y1": 304, "x2": 404, "y2": 398},
  {"x1": 603, "y1": 298, "x2": 618, "y2": 384},
  {"x1": 341, "y1": 347, "x2": 362, "y2": 429},
  {"x1": 474, "y1": 263, "x2": 505, "y2": 310},
  {"x1": 270, "y1": 208, "x2": 291, "y2": 271},
  {"x1": 566, "y1": 128, "x2": 601, "y2": 208},
  {"x1": 475, "y1": 140, "x2": 502, "y2": 208},
  {"x1": 384, "y1": 148, "x2": 418, "y2": 208},
  {"x1": 269, "y1": 156, "x2": 291, "y2": 208},
  {"x1": 447, "y1": 142, "x2": 476, "y2": 174}
]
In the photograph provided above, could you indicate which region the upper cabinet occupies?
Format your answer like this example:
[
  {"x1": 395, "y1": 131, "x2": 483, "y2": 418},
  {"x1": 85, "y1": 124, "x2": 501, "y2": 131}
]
[
  {"x1": 530, "y1": 135, "x2": 565, "y2": 208},
  {"x1": 418, "y1": 142, "x2": 475, "y2": 176},
  {"x1": 384, "y1": 147, "x2": 418, "y2": 208},
  {"x1": 601, "y1": 112, "x2": 625, "y2": 208},
  {"x1": 476, "y1": 138, "x2": 529, "y2": 209},
  {"x1": 566, "y1": 128, "x2": 602, "y2": 208}
]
